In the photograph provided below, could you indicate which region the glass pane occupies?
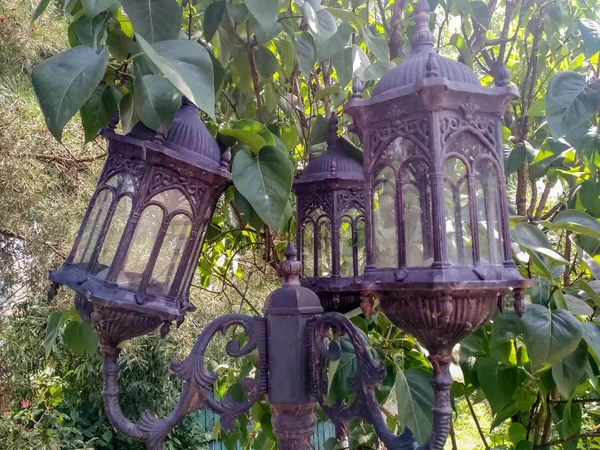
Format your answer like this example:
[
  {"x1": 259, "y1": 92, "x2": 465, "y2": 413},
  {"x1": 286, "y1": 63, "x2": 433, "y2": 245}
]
[
  {"x1": 475, "y1": 159, "x2": 503, "y2": 264},
  {"x1": 119, "y1": 205, "x2": 163, "y2": 290},
  {"x1": 402, "y1": 161, "x2": 433, "y2": 267},
  {"x1": 339, "y1": 217, "x2": 353, "y2": 277},
  {"x1": 73, "y1": 189, "x2": 113, "y2": 268},
  {"x1": 95, "y1": 196, "x2": 132, "y2": 277},
  {"x1": 302, "y1": 221, "x2": 315, "y2": 277},
  {"x1": 149, "y1": 214, "x2": 192, "y2": 296},
  {"x1": 443, "y1": 158, "x2": 473, "y2": 265},
  {"x1": 356, "y1": 219, "x2": 365, "y2": 274},
  {"x1": 317, "y1": 219, "x2": 332, "y2": 277},
  {"x1": 152, "y1": 189, "x2": 191, "y2": 215},
  {"x1": 373, "y1": 166, "x2": 397, "y2": 267}
]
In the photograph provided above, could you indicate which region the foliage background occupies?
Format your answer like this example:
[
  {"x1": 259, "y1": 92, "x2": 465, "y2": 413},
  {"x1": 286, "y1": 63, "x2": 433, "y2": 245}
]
[{"x1": 2, "y1": 0, "x2": 600, "y2": 449}]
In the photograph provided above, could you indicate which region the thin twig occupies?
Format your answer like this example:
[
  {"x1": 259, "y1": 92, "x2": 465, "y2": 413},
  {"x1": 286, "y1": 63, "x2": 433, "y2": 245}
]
[{"x1": 465, "y1": 395, "x2": 490, "y2": 450}]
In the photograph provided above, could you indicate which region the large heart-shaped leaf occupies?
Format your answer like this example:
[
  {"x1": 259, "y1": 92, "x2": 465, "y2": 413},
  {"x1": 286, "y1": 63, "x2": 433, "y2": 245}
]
[
  {"x1": 331, "y1": 46, "x2": 353, "y2": 87},
  {"x1": 549, "y1": 209, "x2": 600, "y2": 239},
  {"x1": 582, "y1": 322, "x2": 600, "y2": 358},
  {"x1": 361, "y1": 26, "x2": 389, "y2": 61},
  {"x1": 121, "y1": 0, "x2": 181, "y2": 44},
  {"x1": 521, "y1": 304, "x2": 583, "y2": 371},
  {"x1": 395, "y1": 368, "x2": 434, "y2": 445},
  {"x1": 232, "y1": 146, "x2": 292, "y2": 231},
  {"x1": 81, "y1": 0, "x2": 115, "y2": 16},
  {"x1": 511, "y1": 222, "x2": 569, "y2": 265},
  {"x1": 63, "y1": 320, "x2": 98, "y2": 356},
  {"x1": 244, "y1": 0, "x2": 278, "y2": 32},
  {"x1": 476, "y1": 357, "x2": 525, "y2": 414},
  {"x1": 318, "y1": 22, "x2": 353, "y2": 61},
  {"x1": 295, "y1": 31, "x2": 317, "y2": 78},
  {"x1": 546, "y1": 71, "x2": 600, "y2": 138},
  {"x1": 579, "y1": 19, "x2": 600, "y2": 57},
  {"x1": 137, "y1": 35, "x2": 215, "y2": 119},
  {"x1": 204, "y1": 1, "x2": 226, "y2": 42},
  {"x1": 32, "y1": 46, "x2": 109, "y2": 141},
  {"x1": 552, "y1": 347, "x2": 587, "y2": 398},
  {"x1": 220, "y1": 119, "x2": 275, "y2": 154},
  {"x1": 80, "y1": 83, "x2": 120, "y2": 142},
  {"x1": 133, "y1": 74, "x2": 181, "y2": 131}
]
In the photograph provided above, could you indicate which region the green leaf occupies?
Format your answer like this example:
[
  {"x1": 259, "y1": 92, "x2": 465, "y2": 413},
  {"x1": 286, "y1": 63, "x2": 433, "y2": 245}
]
[
  {"x1": 325, "y1": 7, "x2": 367, "y2": 27},
  {"x1": 304, "y1": 6, "x2": 337, "y2": 45},
  {"x1": 546, "y1": 71, "x2": 600, "y2": 138},
  {"x1": 582, "y1": 322, "x2": 600, "y2": 358},
  {"x1": 32, "y1": 46, "x2": 109, "y2": 142},
  {"x1": 521, "y1": 304, "x2": 583, "y2": 371},
  {"x1": 32, "y1": 0, "x2": 52, "y2": 22},
  {"x1": 136, "y1": 36, "x2": 215, "y2": 119},
  {"x1": 244, "y1": 0, "x2": 278, "y2": 32},
  {"x1": 549, "y1": 209, "x2": 600, "y2": 239},
  {"x1": 511, "y1": 223, "x2": 569, "y2": 265},
  {"x1": 449, "y1": 33, "x2": 473, "y2": 68},
  {"x1": 331, "y1": 47, "x2": 353, "y2": 87},
  {"x1": 562, "y1": 401, "x2": 582, "y2": 439},
  {"x1": 277, "y1": 39, "x2": 296, "y2": 78},
  {"x1": 359, "y1": 61, "x2": 395, "y2": 81},
  {"x1": 203, "y1": 1, "x2": 226, "y2": 42},
  {"x1": 81, "y1": 0, "x2": 115, "y2": 16},
  {"x1": 505, "y1": 141, "x2": 536, "y2": 176},
  {"x1": 63, "y1": 320, "x2": 98, "y2": 356},
  {"x1": 221, "y1": 119, "x2": 275, "y2": 154},
  {"x1": 295, "y1": 32, "x2": 317, "y2": 78},
  {"x1": 508, "y1": 422, "x2": 527, "y2": 445},
  {"x1": 80, "y1": 83, "x2": 120, "y2": 143},
  {"x1": 563, "y1": 294, "x2": 594, "y2": 316},
  {"x1": 232, "y1": 146, "x2": 292, "y2": 231},
  {"x1": 552, "y1": 347, "x2": 587, "y2": 398},
  {"x1": 526, "y1": 97, "x2": 545, "y2": 117},
  {"x1": 133, "y1": 74, "x2": 181, "y2": 131},
  {"x1": 476, "y1": 357, "x2": 524, "y2": 414},
  {"x1": 308, "y1": 115, "x2": 329, "y2": 147},
  {"x1": 318, "y1": 22, "x2": 353, "y2": 61},
  {"x1": 44, "y1": 311, "x2": 63, "y2": 359},
  {"x1": 253, "y1": 46, "x2": 279, "y2": 79},
  {"x1": 579, "y1": 19, "x2": 600, "y2": 57},
  {"x1": 121, "y1": 0, "x2": 181, "y2": 44},
  {"x1": 470, "y1": 1, "x2": 490, "y2": 28},
  {"x1": 361, "y1": 26, "x2": 389, "y2": 61},
  {"x1": 395, "y1": 368, "x2": 434, "y2": 445},
  {"x1": 107, "y1": 27, "x2": 133, "y2": 61},
  {"x1": 119, "y1": 93, "x2": 138, "y2": 134}
]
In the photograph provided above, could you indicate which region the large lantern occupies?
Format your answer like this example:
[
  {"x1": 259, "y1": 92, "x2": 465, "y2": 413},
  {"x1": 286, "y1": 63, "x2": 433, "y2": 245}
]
[
  {"x1": 293, "y1": 114, "x2": 365, "y2": 312},
  {"x1": 49, "y1": 99, "x2": 231, "y2": 344}
]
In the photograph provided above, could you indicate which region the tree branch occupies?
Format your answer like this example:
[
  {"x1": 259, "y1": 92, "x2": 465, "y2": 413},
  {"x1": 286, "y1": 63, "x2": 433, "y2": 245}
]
[{"x1": 465, "y1": 395, "x2": 490, "y2": 450}]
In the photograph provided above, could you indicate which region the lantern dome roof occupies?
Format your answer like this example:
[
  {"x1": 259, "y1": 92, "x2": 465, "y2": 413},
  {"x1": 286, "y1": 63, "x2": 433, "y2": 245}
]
[
  {"x1": 372, "y1": 0, "x2": 479, "y2": 97},
  {"x1": 128, "y1": 97, "x2": 221, "y2": 165},
  {"x1": 297, "y1": 114, "x2": 363, "y2": 181}
]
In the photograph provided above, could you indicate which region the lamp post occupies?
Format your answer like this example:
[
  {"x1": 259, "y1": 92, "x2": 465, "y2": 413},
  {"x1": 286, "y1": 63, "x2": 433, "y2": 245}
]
[{"x1": 48, "y1": 2, "x2": 529, "y2": 449}]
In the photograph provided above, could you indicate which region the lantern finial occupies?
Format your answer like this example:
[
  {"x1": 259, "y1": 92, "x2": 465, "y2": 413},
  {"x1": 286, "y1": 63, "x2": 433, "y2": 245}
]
[
  {"x1": 280, "y1": 244, "x2": 302, "y2": 287},
  {"x1": 411, "y1": 0, "x2": 435, "y2": 52},
  {"x1": 327, "y1": 112, "x2": 339, "y2": 145},
  {"x1": 493, "y1": 62, "x2": 510, "y2": 87}
]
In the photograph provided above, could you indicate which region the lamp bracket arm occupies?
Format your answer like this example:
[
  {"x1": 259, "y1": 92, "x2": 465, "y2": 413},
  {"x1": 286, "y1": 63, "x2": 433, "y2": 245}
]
[
  {"x1": 101, "y1": 313, "x2": 267, "y2": 450},
  {"x1": 312, "y1": 312, "x2": 452, "y2": 450}
]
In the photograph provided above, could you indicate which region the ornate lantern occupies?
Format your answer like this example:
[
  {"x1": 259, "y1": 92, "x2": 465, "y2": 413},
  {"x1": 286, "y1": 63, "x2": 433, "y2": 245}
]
[
  {"x1": 293, "y1": 113, "x2": 365, "y2": 312},
  {"x1": 337, "y1": 0, "x2": 530, "y2": 445},
  {"x1": 49, "y1": 99, "x2": 231, "y2": 344}
]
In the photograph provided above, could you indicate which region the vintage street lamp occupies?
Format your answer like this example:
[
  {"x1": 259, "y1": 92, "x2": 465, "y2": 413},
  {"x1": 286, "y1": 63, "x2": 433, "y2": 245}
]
[
  {"x1": 49, "y1": 98, "x2": 232, "y2": 344},
  {"x1": 293, "y1": 113, "x2": 365, "y2": 313},
  {"x1": 47, "y1": 2, "x2": 529, "y2": 449}
]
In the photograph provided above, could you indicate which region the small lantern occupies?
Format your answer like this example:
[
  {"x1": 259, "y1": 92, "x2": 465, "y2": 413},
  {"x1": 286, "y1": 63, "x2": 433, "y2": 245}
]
[
  {"x1": 50, "y1": 99, "x2": 231, "y2": 344},
  {"x1": 293, "y1": 114, "x2": 365, "y2": 312},
  {"x1": 345, "y1": 0, "x2": 529, "y2": 354}
]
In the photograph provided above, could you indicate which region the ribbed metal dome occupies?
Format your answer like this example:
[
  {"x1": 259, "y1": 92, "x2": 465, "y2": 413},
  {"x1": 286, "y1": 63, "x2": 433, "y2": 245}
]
[
  {"x1": 372, "y1": 0, "x2": 480, "y2": 96},
  {"x1": 299, "y1": 114, "x2": 362, "y2": 179},
  {"x1": 128, "y1": 98, "x2": 221, "y2": 164}
]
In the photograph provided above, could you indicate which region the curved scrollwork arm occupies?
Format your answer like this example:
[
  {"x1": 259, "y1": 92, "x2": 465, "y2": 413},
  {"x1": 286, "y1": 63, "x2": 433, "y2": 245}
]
[
  {"x1": 312, "y1": 312, "x2": 452, "y2": 450},
  {"x1": 101, "y1": 313, "x2": 266, "y2": 450}
]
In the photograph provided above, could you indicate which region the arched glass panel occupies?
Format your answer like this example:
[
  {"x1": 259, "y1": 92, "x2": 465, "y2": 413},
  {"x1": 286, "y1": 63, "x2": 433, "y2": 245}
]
[
  {"x1": 373, "y1": 166, "x2": 397, "y2": 268},
  {"x1": 443, "y1": 158, "x2": 473, "y2": 265},
  {"x1": 317, "y1": 218, "x2": 332, "y2": 277},
  {"x1": 149, "y1": 214, "x2": 193, "y2": 296},
  {"x1": 95, "y1": 196, "x2": 132, "y2": 276},
  {"x1": 73, "y1": 189, "x2": 113, "y2": 268},
  {"x1": 474, "y1": 158, "x2": 503, "y2": 264},
  {"x1": 119, "y1": 205, "x2": 163, "y2": 290},
  {"x1": 152, "y1": 189, "x2": 191, "y2": 215},
  {"x1": 340, "y1": 208, "x2": 364, "y2": 277},
  {"x1": 356, "y1": 218, "x2": 365, "y2": 274},
  {"x1": 401, "y1": 161, "x2": 433, "y2": 267},
  {"x1": 302, "y1": 220, "x2": 315, "y2": 277}
]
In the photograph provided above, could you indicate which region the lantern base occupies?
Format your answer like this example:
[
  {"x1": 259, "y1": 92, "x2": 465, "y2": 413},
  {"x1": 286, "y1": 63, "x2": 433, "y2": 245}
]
[
  {"x1": 50, "y1": 263, "x2": 189, "y2": 323},
  {"x1": 377, "y1": 288, "x2": 500, "y2": 353},
  {"x1": 300, "y1": 277, "x2": 362, "y2": 313}
]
